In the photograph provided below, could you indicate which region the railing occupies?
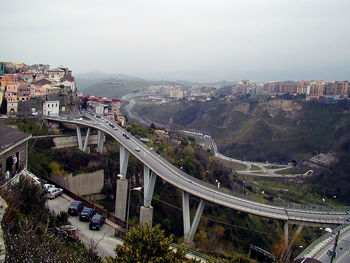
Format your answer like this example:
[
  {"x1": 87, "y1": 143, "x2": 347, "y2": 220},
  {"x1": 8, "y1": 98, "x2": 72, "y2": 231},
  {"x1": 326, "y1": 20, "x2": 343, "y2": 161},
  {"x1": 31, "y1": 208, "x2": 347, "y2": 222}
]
[
  {"x1": 172, "y1": 244, "x2": 225, "y2": 263},
  {"x1": 23, "y1": 169, "x2": 127, "y2": 231},
  {"x1": 296, "y1": 223, "x2": 350, "y2": 259},
  {"x1": 62, "y1": 188, "x2": 127, "y2": 231},
  {"x1": 47, "y1": 117, "x2": 350, "y2": 220}
]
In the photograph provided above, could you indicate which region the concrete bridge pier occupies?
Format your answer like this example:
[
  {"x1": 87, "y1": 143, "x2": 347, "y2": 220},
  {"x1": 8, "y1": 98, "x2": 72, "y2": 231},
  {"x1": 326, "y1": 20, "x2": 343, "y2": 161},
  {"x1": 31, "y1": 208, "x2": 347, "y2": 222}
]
[
  {"x1": 284, "y1": 221, "x2": 289, "y2": 251},
  {"x1": 282, "y1": 221, "x2": 304, "y2": 261},
  {"x1": 76, "y1": 126, "x2": 83, "y2": 150},
  {"x1": 115, "y1": 145, "x2": 130, "y2": 221},
  {"x1": 97, "y1": 130, "x2": 105, "y2": 153},
  {"x1": 182, "y1": 191, "x2": 206, "y2": 244},
  {"x1": 76, "y1": 126, "x2": 91, "y2": 152},
  {"x1": 82, "y1": 128, "x2": 91, "y2": 152},
  {"x1": 140, "y1": 166, "x2": 157, "y2": 227}
]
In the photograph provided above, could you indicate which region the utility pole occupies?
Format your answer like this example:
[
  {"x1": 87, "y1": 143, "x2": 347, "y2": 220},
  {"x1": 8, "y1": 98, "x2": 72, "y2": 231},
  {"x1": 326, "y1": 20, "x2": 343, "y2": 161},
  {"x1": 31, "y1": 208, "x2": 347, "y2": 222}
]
[{"x1": 330, "y1": 231, "x2": 340, "y2": 263}]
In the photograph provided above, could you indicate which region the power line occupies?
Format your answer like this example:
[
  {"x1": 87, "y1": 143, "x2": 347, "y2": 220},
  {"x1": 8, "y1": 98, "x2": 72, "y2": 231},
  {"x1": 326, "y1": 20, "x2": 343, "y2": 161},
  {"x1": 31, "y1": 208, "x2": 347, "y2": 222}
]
[{"x1": 27, "y1": 141, "x2": 304, "y2": 241}]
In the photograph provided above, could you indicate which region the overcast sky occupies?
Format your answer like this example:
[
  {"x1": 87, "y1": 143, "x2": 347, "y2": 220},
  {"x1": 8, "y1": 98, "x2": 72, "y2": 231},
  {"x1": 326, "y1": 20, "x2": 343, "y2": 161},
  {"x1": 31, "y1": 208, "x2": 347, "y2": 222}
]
[{"x1": 1, "y1": 0, "x2": 349, "y2": 82}]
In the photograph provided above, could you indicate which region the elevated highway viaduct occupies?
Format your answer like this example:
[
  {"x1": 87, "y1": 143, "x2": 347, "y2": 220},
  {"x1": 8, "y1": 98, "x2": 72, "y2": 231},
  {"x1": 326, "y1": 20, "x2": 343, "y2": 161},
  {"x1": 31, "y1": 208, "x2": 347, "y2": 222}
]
[{"x1": 44, "y1": 115, "x2": 349, "y2": 254}]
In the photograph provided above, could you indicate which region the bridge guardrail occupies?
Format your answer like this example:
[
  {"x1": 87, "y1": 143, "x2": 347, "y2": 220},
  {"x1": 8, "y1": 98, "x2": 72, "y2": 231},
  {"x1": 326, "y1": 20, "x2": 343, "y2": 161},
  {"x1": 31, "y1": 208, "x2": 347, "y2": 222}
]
[
  {"x1": 47, "y1": 117, "x2": 350, "y2": 219},
  {"x1": 149, "y1": 130, "x2": 350, "y2": 217},
  {"x1": 296, "y1": 223, "x2": 350, "y2": 259}
]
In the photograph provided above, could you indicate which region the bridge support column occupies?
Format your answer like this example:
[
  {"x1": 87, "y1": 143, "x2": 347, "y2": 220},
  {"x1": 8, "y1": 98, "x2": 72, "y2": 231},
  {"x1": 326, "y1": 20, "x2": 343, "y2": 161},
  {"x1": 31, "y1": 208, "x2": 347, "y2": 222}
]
[
  {"x1": 115, "y1": 144, "x2": 130, "y2": 222},
  {"x1": 82, "y1": 128, "x2": 90, "y2": 152},
  {"x1": 284, "y1": 221, "x2": 289, "y2": 251},
  {"x1": 115, "y1": 178, "x2": 128, "y2": 221},
  {"x1": 182, "y1": 191, "x2": 206, "y2": 244},
  {"x1": 140, "y1": 166, "x2": 157, "y2": 227},
  {"x1": 76, "y1": 126, "x2": 83, "y2": 150},
  {"x1": 97, "y1": 130, "x2": 105, "y2": 153},
  {"x1": 286, "y1": 224, "x2": 303, "y2": 261},
  {"x1": 119, "y1": 145, "x2": 129, "y2": 176}
]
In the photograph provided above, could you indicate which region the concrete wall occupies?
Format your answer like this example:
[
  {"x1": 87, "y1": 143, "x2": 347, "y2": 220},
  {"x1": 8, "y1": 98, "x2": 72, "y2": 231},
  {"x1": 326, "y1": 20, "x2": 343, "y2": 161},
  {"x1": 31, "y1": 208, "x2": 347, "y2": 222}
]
[
  {"x1": 50, "y1": 169, "x2": 104, "y2": 196},
  {"x1": 53, "y1": 135, "x2": 98, "y2": 149},
  {"x1": 0, "y1": 141, "x2": 28, "y2": 176}
]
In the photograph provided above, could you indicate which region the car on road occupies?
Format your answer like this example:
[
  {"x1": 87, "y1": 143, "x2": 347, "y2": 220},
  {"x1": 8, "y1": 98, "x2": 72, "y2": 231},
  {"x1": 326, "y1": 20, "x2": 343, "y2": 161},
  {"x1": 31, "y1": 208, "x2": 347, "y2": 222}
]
[
  {"x1": 123, "y1": 133, "x2": 130, "y2": 139},
  {"x1": 79, "y1": 207, "x2": 96, "y2": 221},
  {"x1": 89, "y1": 214, "x2": 106, "y2": 230},
  {"x1": 47, "y1": 187, "x2": 63, "y2": 199},
  {"x1": 68, "y1": 201, "x2": 84, "y2": 216},
  {"x1": 135, "y1": 147, "x2": 140, "y2": 152}
]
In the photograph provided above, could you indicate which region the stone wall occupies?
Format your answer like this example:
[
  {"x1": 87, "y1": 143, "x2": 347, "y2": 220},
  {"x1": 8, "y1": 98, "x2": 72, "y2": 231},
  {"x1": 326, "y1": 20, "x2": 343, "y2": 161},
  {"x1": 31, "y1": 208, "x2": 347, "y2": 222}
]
[
  {"x1": 53, "y1": 135, "x2": 98, "y2": 149},
  {"x1": 17, "y1": 89, "x2": 79, "y2": 116},
  {"x1": 50, "y1": 169, "x2": 104, "y2": 196}
]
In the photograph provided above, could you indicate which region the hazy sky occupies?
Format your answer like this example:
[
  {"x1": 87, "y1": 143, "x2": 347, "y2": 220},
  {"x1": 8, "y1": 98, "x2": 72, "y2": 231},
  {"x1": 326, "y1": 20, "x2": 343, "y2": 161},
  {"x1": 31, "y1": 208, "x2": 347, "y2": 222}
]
[{"x1": 1, "y1": 0, "x2": 350, "y2": 82}]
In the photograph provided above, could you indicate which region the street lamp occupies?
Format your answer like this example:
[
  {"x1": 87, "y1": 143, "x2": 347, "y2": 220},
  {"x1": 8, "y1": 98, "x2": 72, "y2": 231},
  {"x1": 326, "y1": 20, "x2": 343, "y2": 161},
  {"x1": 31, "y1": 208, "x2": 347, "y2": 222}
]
[
  {"x1": 126, "y1": 186, "x2": 142, "y2": 234},
  {"x1": 325, "y1": 228, "x2": 340, "y2": 263}
]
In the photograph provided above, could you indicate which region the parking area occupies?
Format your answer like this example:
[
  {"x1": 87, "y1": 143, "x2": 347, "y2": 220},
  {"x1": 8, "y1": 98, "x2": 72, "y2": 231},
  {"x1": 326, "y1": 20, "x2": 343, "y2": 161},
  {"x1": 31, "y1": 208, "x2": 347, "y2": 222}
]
[{"x1": 47, "y1": 194, "x2": 123, "y2": 258}]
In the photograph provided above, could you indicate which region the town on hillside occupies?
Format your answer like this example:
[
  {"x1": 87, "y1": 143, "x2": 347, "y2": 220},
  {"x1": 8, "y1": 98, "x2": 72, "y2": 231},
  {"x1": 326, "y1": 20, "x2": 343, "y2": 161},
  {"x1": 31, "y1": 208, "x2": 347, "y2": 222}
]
[
  {"x1": 145, "y1": 79, "x2": 349, "y2": 104},
  {"x1": 0, "y1": 62, "x2": 122, "y2": 124}
]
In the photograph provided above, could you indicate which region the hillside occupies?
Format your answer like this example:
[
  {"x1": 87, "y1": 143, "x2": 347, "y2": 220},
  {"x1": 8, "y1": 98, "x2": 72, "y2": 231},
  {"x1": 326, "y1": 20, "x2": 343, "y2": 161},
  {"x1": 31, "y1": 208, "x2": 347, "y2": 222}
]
[{"x1": 133, "y1": 98, "x2": 350, "y2": 163}]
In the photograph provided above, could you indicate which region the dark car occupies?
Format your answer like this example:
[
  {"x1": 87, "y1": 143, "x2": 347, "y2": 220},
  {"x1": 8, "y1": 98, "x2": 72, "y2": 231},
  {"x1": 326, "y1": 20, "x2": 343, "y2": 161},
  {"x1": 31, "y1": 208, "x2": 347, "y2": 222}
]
[
  {"x1": 68, "y1": 201, "x2": 84, "y2": 216},
  {"x1": 89, "y1": 214, "x2": 106, "y2": 230},
  {"x1": 123, "y1": 133, "x2": 130, "y2": 139},
  {"x1": 79, "y1": 207, "x2": 96, "y2": 221}
]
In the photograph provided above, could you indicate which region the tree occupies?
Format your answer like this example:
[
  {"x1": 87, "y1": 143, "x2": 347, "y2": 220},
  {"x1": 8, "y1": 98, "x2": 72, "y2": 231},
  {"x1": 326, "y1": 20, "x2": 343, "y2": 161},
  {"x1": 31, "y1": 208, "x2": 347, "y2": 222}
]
[
  {"x1": 109, "y1": 223, "x2": 188, "y2": 263},
  {"x1": 0, "y1": 97, "x2": 7, "y2": 114}
]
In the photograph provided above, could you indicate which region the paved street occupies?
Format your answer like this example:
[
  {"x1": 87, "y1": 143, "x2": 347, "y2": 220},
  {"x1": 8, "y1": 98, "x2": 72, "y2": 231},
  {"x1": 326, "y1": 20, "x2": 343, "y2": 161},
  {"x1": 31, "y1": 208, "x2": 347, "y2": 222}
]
[
  {"x1": 314, "y1": 229, "x2": 350, "y2": 263},
  {"x1": 45, "y1": 115, "x2": 349, "y2": 225},
  {"x1": 122, "y1": 93, "x2": 305, "y2": 178},
  {"x1": 47, "y1": 195, "x2": 122, "y2": 258}
]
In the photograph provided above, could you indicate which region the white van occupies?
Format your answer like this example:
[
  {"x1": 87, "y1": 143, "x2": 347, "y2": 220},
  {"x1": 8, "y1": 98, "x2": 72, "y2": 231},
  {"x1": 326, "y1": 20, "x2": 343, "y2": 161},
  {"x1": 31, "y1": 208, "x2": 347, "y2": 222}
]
[{"x1": 47, "y1": 188, "x2": 63, "y2": 199}]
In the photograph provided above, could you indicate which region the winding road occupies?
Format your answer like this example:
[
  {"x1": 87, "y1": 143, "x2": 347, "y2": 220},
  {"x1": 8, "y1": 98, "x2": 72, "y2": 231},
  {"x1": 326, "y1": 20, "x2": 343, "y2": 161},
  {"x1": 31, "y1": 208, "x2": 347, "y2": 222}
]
[
  {"x1": 121, "y1": 93, "x2": 306, "y2": 178},
  {"x1": 45, "y1": 115, "x2": 350, "y2": 225}
]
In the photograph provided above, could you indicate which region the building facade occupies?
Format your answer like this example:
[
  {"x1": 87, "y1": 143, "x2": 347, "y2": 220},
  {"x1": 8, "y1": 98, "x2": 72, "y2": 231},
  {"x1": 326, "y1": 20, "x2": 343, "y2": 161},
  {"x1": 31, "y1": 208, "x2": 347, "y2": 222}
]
[
  {"x1": 0, "y1": 124, "x2": 31, "y2": 180},
  {"x1": 43, "y1": 100, "x2": 60, "y2": 116}
]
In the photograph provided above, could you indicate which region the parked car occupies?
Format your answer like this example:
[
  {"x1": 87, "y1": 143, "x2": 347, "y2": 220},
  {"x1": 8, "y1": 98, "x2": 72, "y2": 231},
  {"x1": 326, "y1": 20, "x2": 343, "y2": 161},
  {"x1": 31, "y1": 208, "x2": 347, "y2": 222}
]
[
  {"x1": 79, "y1": 207, "x2": 96, "y2": 221},
  {"x1": 43, "y1": 183, "x2": 55, "y2": 190},
  {"x1": 68, "y1": 201, "x2": 84, "y2": 216},
  {"x1": 89, "y1": 214, "x2": 106, "y2": 230},
  {"x1": 47, "y1": 188, "x2": 63, "y2": 199}
]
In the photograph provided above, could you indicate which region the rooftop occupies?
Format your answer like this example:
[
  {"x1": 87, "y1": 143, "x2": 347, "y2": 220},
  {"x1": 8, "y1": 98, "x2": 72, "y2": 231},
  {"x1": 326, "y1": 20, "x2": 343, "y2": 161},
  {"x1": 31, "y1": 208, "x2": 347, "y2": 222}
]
[{"x1": 0, "y1": 124, "x2": 31, "y2": 155}]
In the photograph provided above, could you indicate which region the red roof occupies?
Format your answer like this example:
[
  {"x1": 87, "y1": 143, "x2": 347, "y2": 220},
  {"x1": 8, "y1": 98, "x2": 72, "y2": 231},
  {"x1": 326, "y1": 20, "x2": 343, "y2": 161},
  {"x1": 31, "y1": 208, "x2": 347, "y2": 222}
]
[{"x1": 0, "y1": 76, "x2": 12, "y2": 81}]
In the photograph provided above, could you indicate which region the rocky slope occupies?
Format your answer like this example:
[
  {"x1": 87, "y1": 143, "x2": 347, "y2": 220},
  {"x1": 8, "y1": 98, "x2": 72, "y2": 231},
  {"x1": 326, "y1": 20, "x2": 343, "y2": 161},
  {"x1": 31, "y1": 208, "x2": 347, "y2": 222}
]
[{"x1": 133, "y1": 98, "x2": 350, "y2": 163}]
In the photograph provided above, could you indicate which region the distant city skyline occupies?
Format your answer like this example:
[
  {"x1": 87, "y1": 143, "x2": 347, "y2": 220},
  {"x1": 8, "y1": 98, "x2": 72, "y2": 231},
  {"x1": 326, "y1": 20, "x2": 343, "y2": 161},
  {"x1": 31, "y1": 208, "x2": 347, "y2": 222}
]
[{"x1": 1, "y1": 0, "x2": 349, "y2": 82}]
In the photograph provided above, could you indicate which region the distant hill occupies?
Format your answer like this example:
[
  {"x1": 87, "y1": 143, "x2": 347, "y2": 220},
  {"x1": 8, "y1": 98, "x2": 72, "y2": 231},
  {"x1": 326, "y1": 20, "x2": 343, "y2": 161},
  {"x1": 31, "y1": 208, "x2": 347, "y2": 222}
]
[
  {"x1": 76, "y1": 71, "x2": 238, "y2": 95},
  {"x1": 75, "y1": 71, "x2": 141, "y2": 81},
  {"x1": 133, "y1": 98, "x2": 350, "y2": 163}
]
